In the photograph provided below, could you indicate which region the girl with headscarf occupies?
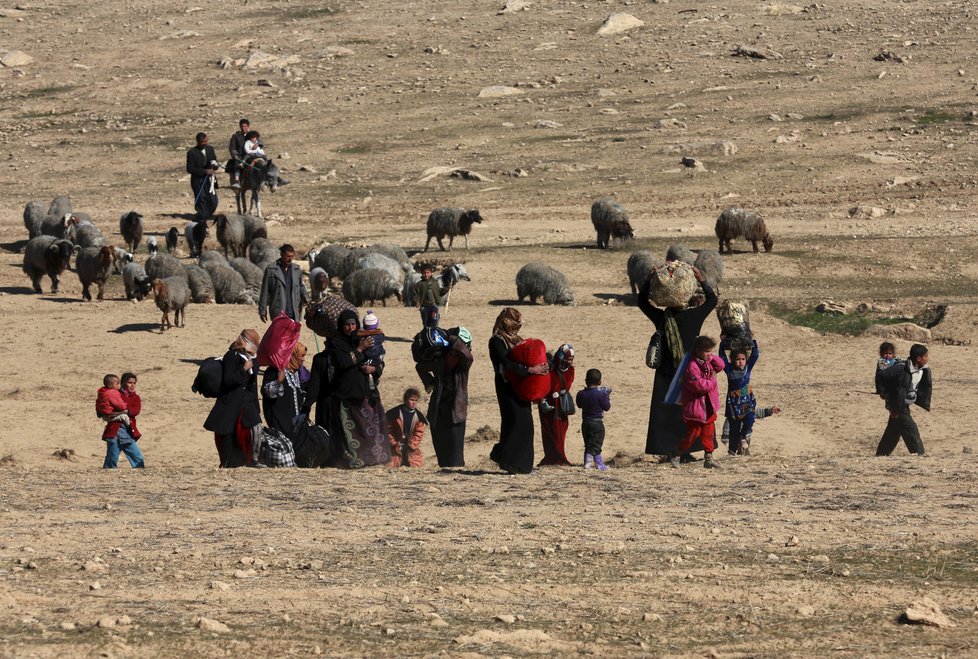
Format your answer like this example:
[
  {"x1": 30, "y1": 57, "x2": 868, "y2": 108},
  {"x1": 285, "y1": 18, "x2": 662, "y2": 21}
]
[
  {"x1": 204, "y1": 329, "x2": 263, "y2": 467},
  {"x1": 261, "y1": 341, "x2": 308, "y2": 437},
  {"x1": 537, "y1": 344, "x2": 575, "y2": 467},
  {"x1": 488, "y1": 308, "x2": 549, "y2": 474},
  {"x1": 321, "y1": 309, "x2": 391, "y2": 468},
  {"x1": 637, "y1": 267, "x2": 718, "y2": 457}
]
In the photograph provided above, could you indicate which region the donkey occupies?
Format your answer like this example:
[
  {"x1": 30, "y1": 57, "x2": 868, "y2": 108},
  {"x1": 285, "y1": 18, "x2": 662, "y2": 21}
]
[{"x1": 235, "y1": 159, "x2": 288, "y2": 219}]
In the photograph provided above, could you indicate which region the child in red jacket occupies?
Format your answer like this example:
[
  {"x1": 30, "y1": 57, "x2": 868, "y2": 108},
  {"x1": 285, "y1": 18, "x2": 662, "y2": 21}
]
[
  {"x1": 96, "y1": 373, "x2": 144, "y2": 469},
  {"x1": 386, "y1": 388, "x2": 427, "y2": 467},
  {"x1": 671, "y1": 336, "x2": 725, "y2": 470}
]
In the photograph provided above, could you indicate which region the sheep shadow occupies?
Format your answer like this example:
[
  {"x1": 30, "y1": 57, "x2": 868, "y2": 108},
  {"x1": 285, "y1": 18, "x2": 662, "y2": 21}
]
[
  {"x1": 440, "y1": 469, "x2": 514, "y2": 477},
  {"x1": 384, "y1": 336, "x2": 413, "y2": 344},
  {"x1": 41, "y1": 296, "x2": 85, "y2": 304},
  {"x1": 0, "y1": 239, "x2": 27, "y2": 254},
  {"x1": 178, "y1": 358, "x2": 207, "y2": 366},
  {"x1": 0, "y1": 286, "x2": 38, "y2": 295},
  {"x1": 109, "y1": 323, "x2": 160, "y2": 334},
  {"x1": 488, "y1": 299, "x2": 523, "y2": 306},
  {"x1": 160, "y1": 212, "x2": 199, "y2": 221}
]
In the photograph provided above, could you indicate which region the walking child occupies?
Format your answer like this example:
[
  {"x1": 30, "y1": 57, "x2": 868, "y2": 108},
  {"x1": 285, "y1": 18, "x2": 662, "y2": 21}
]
[
  {"x1": 671, "y1": 336, "x2": 724, "y2": 469},
  {"x1": 876, "y1": 343, "x2": 930, "y2": 456},
  {"x1": 575, "y1": 368, "x2": 612, "y2": 470},
  {"x1": 719, "y1": 338, "x2": 780, "y2": 456},
  {"x1": 96, "y1": 374, "x2": 144, "y2": 469},
  {"x1": 386, "y1": 388, "x2": 428, "y2": 467}
]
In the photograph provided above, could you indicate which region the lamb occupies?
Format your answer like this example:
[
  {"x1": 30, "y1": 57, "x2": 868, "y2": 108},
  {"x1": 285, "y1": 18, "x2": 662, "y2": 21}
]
[
  {"x1": 214, "y1": 213, "x2": 247, "y2": 258},
  {"x1": 119, "y1": 211, "x2": 144, "y2": 254},
  {"x1": 590, "y1": 198, "x2": 636, "y2": 249},
  {"x1": 40, "y1": 213, "x2": 78, "y2": 240},
  {"x1": 205, "y1": 263, "x2": 255, "y2": 305},
  {"x1": 229, "y1": 257, "x2": 264, "y2": 298},
  {"x1": 424, "y1": 207, "x2": 483, "y2": 252},
  {"x1": 241, "y1": 214, "x2": 268, "y2": 245},
  {"x1": 75, "y1": 245, "x2": 114, "y2": 301},
  {"x1": 184, "y1": 220, "x2": 209, "y2": 258},
  {"x1": 515, "y1": 262, "x2": 575, "y2": 306},
  {"x1": 665, "y1": 243, "x2": 695, "y2": 265},
  {"x1": 165, "y1": 227, "x2": 180, "y2": 254},
  {"x1": 23, "y1": 235, "x2": 73, "y2": 293},
  {"x1": 626, "y1": 250, "x2": 660, "y2": 295},
  {"x1": 145, "y1": 252, "x2": 188, "y2": 283},
  {"x1": 71, "y1": 222, "x2": 105, "y2": 248},
  {"x1": 23, "y1": 201, "x2": 46, "y2": 240},
  {"x1": 311, "y1": 244, "x2": 355, "y2": 280},
  {"x1": 693, "y1": 249, "x2": 724, "y2": 295},
  {"x1": 151, "y1": 276, "x2": 190, "y2": 332},
  {"x1": 183, "y1": 264, "x2": 216, "y2": 303},
  {"x1": 198, "y1": 249, "x2": 229, "y2": 270},
  {"x1": 248, "y1": 237, "x2": 279, "y2": 268},
  {"x1": 342, "y1": 268, "x2": 402, "y2": 307},
  {"x1": 121, "y1": 262, "x2": 153, "y2": 301},
  {"x1": 48, "y1": 195, "x2": 72, "y2": 219},
  {"x1": 715, "y1": 207, "x2": 774, "y2": 253},
  {"x1": 112, "y1": 246, "x2": 134, "y2": 274},
  {"x1": 309, "y1": 267, "x2": 330, "y2": 302},
  {"x1": 354, "y1": 253, "x2": 404, "y2": 283},
  {"x1": 147, "y1": 236, "x2": 159, "y2": 255}
]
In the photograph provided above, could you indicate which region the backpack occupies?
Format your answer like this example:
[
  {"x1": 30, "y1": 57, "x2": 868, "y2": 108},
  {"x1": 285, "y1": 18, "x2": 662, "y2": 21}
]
[
  {"x1": 412, "y1": 327, "x2": 449, "y2": 364},
  {"x1": 192, "y1": 357, "x2": 223, "y2": 398}
]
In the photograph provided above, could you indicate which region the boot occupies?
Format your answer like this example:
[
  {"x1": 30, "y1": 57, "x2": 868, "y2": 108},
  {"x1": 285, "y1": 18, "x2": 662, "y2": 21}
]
[
  {"x1": 668, "y1": 453, "x2": 681, "y2": 469},
  {"x1": 594, "y1": 454, "x2": 609, "y2": 471},
  {"x1": 584, "y1": 453, "x2": 595, "y2": 470},
  {"x1": 704, "y1": 452, "x2": 721, "y2": 469}
]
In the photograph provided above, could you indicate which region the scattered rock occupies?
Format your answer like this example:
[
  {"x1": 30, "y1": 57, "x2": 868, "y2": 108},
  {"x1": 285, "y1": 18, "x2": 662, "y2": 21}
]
[
  {"x1": 642, "y1": 612, "x2": 663, "y2": 622},
  {"x1": 680, "y1": 157, "x2": 706, "y2": 171},
  {"x1": 764, "y1": 4, "x2": 804, "y2": 15},
  {"x1": 450, "y1": 169, "x2": 492, "y2": 182},
  {"x1": 96, "y1": 616, "x2": 116, "y2": 628},
  {"x1": 812, "y1": 555, "x2": 830, "y2": 563},
  {"x1": 597, "y1": 12, "x2": 644, "y2": 36},
  {"x1": 494, "y1": 614, "x2": 517, "y2": 624},
  {"x1": 319, "y1": 46, "x2": 354, "y2": 59},
  {"x1": 797, "y1": 605, "x2": 815, "y2": 617},
  {"x1": 467, "y1": 425, "x2": 500, "y2": 443},
  {"x1": 89, "y1": 582, "x2": 101, "y2": 591},
  {"x1": 117, "y1": 615, "x2": 132, "y2": 626},
  {"x1": 0, "y1": 454, "x2": 15, "y2": 467},
  {"x1": 0, "y1": 50, "x2": 34, "y2": 67},
  {"x1": 865, "y1": 323, "x2": 932, "y2": 343},
  {"x1": 210, "y1": 580, "x2": 230, "y2": 591},
  {"x1": 233, "y1": 569, "x2": 258, "y2": 579},
  {"x1": 298, "y1": 165, "x2": 318, "y2": 173},
  {"x1": 848, "y1": 205, "x2": 890, "y2": 219},
  {"x1": 431, "y1": 617, "x2": 450, "y2": 629},
  {"x1": 534, "y1": 120, "x2": 562, "y2": 129},
  {"x1": 59, "y1": 622, "x2": 76, "y2": 631},
  {"x1": 656, "y1": 118, "x2": 687, "y2": 129},
  {"x1": 733, "y1": 45, "x2": 784, "y2": 60},
  {"x1": 874, "y1": 50, "x2": 909, "y2": 63},
  {"x1": 815, "y1": 301, "x2": 847, "y2": 315},
  {"x1": 498, "y1": 0, "x2": 532, "y2": 14},
  {"x1": 196, "y1": 617, "x2": 232, "y2": 634},
  {"x1": 478, "y1": 85, "x2": 523, "y2": 98},
  {"x1": 901, "y1": 598, "x2": 956, "y2": 628},
  {"x1": 786, "y1": 535, "x2": 800, "y2": 547},
  {"x1": 160, "y1": 30, "x2": 201, "y2": 40},
  {"x1": 52, "y1": 448, "x2": 77, "y2": 461}
]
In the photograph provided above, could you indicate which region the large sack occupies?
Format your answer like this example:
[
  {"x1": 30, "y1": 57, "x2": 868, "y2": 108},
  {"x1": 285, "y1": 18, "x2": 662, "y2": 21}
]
[
  {"x1": 305, "y1": 294, "x2": 356, "y2": 338},
  {"x1": 191, "y1": 357, "x2": 223, "y2": 398},
  {"x1": 648, "y1": 261, "x2": 697, "y2": 308},
  {"x1": 412, "y1": 327, "x2": 449, "y2": 364},
  {"x1": 291, "y1": 422, "x2": 332, "y2": 468},
  {"x1": 505, "y1": 338, "x2": 550, "y2": 402},
  {"x1": 258, "y1": 312, "x2": 302, "y2": 369},
  {"x1": 259, "y1": 427, "x2": 296, "y2": 467}
]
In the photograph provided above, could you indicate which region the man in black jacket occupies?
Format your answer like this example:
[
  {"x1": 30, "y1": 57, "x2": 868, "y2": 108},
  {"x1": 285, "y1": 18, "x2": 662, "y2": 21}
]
[
  {"x1": 186, "y1": 132, "x2": 220, "y2": 221},
  {"x1": 228, "y1": 118, "x2": 249, "y2": 190},
  {"x1": 876, "y1": 343, "x2": 931, "y2": 456}
]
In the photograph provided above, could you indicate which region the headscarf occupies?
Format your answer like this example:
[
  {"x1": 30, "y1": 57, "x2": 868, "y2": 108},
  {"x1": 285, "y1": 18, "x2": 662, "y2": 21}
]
[
  {"x1": 230, "y1": 329, "x2": 260, "y2": 356},
  {"x1": 288, "y1": 341, "x2": 307, "y2": 372},
  {"x1": 337, "y1": 309, "x2": 360, "y2": 336},
  {"x1": 492, "y1": 307, "x2": 523, "y2": 349}
]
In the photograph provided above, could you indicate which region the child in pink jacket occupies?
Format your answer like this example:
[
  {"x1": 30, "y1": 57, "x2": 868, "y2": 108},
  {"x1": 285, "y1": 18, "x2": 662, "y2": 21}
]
[{"x1": 671, "y1": 336, "x2": 725, "y2": 470}]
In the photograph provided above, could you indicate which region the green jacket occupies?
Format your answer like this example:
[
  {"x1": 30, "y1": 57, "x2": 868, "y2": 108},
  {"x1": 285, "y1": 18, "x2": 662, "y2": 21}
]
[{"x1": 414, "y1": 277, "x2": 445, "y2": 306}]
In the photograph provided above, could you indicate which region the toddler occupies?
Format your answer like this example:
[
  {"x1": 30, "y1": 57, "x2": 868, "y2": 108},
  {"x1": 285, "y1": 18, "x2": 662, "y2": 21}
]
[
  {"x1": 386, "y1": 388, "x2": 427, "y2": 467},
  {"x1": 672, "y1": 336, "x2": 725, "y2": 469},
  {"x1": 359, "y1": 310, "x2": 386, "y2": 391},
  {"x1": 575, "y1": 368, "x2": 612, "y2": 471},
  {"x1": 96, "y1": 374, "x2": 144, "y2": 469},
  {"x1": 875, "y1": 341, "x2": 901, "y2": 396}
]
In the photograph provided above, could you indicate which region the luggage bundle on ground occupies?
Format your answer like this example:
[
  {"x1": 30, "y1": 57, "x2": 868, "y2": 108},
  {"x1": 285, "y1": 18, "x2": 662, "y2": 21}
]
[
  {"x1": 259, "y1": 427, "x2": 296, "y2": 467},
  {"x1": 648, "y1": 260, "x2": 697, "y2": 309}
]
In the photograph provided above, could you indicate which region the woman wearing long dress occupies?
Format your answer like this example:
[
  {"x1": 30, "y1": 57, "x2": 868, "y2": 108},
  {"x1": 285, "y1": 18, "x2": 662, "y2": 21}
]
[
  {"x1": 427, "y1": 328, "x2": 473, "y2": 467},
  {"x1": 261, "y1": 341, "x2": 307, "y2": 437},
  {"x1": 538, "y1": 345, "x2": 575, "y2": 466},
  {"x1": 488, "y1": 308, "x2": 548, "y2": 474},
  {"x1": 637, "y1": 268, "x2": 718, "y2": 456},
  {"x1": 204, "y1": 329, "x2": 263, "y2": 467}
]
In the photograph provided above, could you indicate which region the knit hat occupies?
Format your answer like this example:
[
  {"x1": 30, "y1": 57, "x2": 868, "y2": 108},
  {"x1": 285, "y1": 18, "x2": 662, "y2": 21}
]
[{"x1": 363, "y1": 309, "x2": 379, "y2": 330}]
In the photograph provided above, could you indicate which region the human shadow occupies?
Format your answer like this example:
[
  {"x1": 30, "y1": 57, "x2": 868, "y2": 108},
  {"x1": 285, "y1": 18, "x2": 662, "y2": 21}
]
[
  {"x1": 109, "y1": 323, "x2": 160, "y2": 334},
  {"x1": 178, "y1": 358, "x2": 207, "y2": 366},
  {"x1": 160, "y1": 212, "x2": 198, "y2": 221},
  {"x1": 0, "y1": 286, "x2": 38, "y2": 295}
]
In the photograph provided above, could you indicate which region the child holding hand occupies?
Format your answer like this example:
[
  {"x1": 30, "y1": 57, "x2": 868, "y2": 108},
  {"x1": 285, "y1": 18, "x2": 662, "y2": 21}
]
[{"x1": 671, "y1": 336, "x2": 725, "y2": 470}]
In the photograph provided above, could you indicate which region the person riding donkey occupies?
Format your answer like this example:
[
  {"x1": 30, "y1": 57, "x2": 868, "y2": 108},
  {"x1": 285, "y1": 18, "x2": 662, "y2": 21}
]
[{"x1": 228, "y1": 118, "x2": 250, "y2": 190}]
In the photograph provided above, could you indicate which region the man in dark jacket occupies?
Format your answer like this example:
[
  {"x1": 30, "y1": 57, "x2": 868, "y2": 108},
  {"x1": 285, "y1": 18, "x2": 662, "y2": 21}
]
[
  {"x1": 876, "y1": 343, "x2": 931, "y2": 456},
  {"x1": 259, "y1": 244, "x2": 308, "y2": 322},
  {"x1": 186, "y1": 132, "x2": 220, "y2": 221},
  {"x1": 228, "y1": 118, "x2": 250, "y2": 190}
]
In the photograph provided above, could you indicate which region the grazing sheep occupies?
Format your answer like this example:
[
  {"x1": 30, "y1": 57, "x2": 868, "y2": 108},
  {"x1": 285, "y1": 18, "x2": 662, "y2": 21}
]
[
  {"x1": 241, "y1": 214, "x2": 268, "y2": 245},
  {"x1": 248, "y1": 237, "x2": 279, "y2": 267},
  {"x1": 342, "y1": 268, "x2": 402, "y2": 307},
  {"x1": 40, "y1": 213, "x2": 78, "y2": 240},
  {"x1": 183, "y1": 264, "x2": 216, "y2": 303},
  {"x1": 309, "y1": 267, "x2": 331, "y2": 302},
  {"x1": 312, "y1": 244, "x2": 355, "y2": 280},
  {"x1": 184, "y1": 220, "x2": 209, "y2": 258},
  {"x1": 23, "y1": 201, "x2": 46, "y2": 240},
  {"x1": 147, "y1": 236, "x2": 159, "y2": 255},
  {"x1": 48, "y1": 195, "x2": 72, "y2": 219},
  {"x1": 354, "y1": 253, "x2": 403, "y2": 283},
  {"x1": 515, "y1": 262, "x2": 575, "y2": 306},
  {"x1": 590, "y1": 198, "x2": 636, "y2": 249},
  {"x1": 229, "y1": 257, "x2": 263, "y2": 297},
  {"x1": 119, "y1": 211, "x2": 144, "y2": 254},
  {"x1": 151, "y1": 276, "x2": 190, "y2": 332},
  {"x1": 145, "y1": 252, "x2": 188, "y2": 283},
  {"x1": 22, "y1": 235, "x2": 73, "y2": 293},
  {"x1": 715, "y1": 207, "x2": 774, "y2": 253},
  {"x1": 214, "y1": 213, "x2": 247, "y2": 258},
  {"x1": 665, "y1": 243, "x2": 695, "y2": 265},
  {"x1": 424, "y1": 208, "x2": 483, "y2": 252},
  {"x1": 198, "y1": 249, "x2": 229, "y2": 269},
  {"x1": 121, "y1": 262, "x2": 153, "y2": 301},
  {"x1": 362, "y1": 243, "x2": 412, "y2": 271},
  {"x1": 205, "y1": 263, "x2": 255, "y2": 305},
  {"x1": 112, "y1": 246, "x2": 134, "y2": 274},
  {"x1": 75, "y1": 245, "x2": 114, "y2": 301},
  {"x1": 693, "y1": 249, "x2": 724, "y2": 295},
  {"x1": 165, "y1": 227, "x2": 180, "y2": 254},
  {"x1": 71, "y1": 222, "x2": 105, "y2": 248},
  {"x1": 627, "y1": 250, "x2": 660, "y2": 295}
]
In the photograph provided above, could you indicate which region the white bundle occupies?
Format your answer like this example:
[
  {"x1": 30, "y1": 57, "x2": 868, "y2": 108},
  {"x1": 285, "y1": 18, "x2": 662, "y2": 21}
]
[
  {"x1": 648, "y1": 261, "x2": 698, "y2": 308},
  {"x1": 716, "y1": 299, "x2": 753, "y2": 351}
]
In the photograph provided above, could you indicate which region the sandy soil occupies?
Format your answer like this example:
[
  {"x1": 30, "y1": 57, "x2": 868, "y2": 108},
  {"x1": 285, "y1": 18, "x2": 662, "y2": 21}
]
[{"x1": 1, "y1": 0, "x2": 977, "y2": 656}]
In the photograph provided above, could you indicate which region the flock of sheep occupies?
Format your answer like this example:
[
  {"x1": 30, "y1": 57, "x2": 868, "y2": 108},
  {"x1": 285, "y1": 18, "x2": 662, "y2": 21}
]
[{"x1": 19, "y1": 194, "x2": 773, "y2": 330}]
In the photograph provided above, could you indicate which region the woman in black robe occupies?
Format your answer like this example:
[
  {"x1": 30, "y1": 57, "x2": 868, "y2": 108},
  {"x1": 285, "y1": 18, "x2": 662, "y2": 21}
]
[
  {"x1": 204, "y1": 329, "x2": 262, "y2": 467},
  {"x1": 488, "y1": 308, "x2": 549, "y2": 474},
  {"x1": 261, "y1": 341, "x2": 307, "y2": 437},
  {"x1": 637, "y1": 268, "x2": 718, "y2": 456},
  {"x1": 427, "y1": 328, "x2": 473, "y2": 467}
]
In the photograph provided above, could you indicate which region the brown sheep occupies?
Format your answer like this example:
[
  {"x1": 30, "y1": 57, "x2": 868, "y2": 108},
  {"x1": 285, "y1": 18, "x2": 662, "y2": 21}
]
[
  {"x1": 151, "y1": 276, "x2": 190, "y2": 332},
  {"x1": 75, "y1": 245, "x2": 114, "y2": 301},
  {"x1": 715, "y1": 208, "x2": 774, "y2": 254}
]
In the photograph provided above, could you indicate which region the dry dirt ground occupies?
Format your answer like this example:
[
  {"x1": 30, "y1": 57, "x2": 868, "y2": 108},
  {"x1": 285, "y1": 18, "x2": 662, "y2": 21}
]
[{"x1": 1, "y1": 0, "x2": 978, "y2": 656}]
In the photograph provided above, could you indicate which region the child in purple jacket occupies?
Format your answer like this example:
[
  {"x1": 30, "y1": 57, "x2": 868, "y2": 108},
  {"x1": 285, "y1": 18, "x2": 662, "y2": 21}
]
[{"x1": 575, "y1": 369, "x2": 612, "y2": 471}]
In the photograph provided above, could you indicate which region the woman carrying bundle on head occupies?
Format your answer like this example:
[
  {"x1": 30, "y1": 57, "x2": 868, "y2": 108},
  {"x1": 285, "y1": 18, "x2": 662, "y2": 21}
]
[{"x1": 204, "y1": 329, "x2": 263, "y2": 468}]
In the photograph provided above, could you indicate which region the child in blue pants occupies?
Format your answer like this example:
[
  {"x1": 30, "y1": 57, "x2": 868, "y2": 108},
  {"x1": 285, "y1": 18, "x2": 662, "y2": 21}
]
[{"x1": 720, "y1": 339, "x2": 779, "y2": 456}]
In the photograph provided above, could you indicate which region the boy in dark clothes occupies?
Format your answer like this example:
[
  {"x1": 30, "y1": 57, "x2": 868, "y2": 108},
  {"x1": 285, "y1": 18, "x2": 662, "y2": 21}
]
[
  {"x1": 576, "y1": 368, "x2": 612, "y2": 471},
  {"x1": 876, "y1": 343, "x2": 931, "y2": 456}
]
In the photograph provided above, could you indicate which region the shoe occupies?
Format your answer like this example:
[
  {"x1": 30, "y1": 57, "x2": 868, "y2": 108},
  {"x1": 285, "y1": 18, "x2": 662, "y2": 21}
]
[
  {"x1": 680, "y1": 453, "x2": 699, "y2": 464},
  {"x1": 704, "y1": 453, "x2": 721, "y2": 469},
  {"x1": 739, "y1": 440, "x2": 750, "y2": 456},
  {"x1": 594, "y1": 454, "x2": 609, "y2": 471},
  {"x1": 668, "y1": 454, "x2": 681, "y2": 469},
  {"x1": 230, "y1": 182, "x2": 241, "y2": 190},
  {"x1": 584, "y1": 454, "x2": 595, "y2": 470},
  {"x1": 538, "y1": 400, "x2": 555, "y2": 415}
]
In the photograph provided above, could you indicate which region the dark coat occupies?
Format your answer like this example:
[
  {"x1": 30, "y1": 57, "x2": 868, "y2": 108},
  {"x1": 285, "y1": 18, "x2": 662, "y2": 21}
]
[
  {"x1": 329, "y1": 330, "x2": 382, "y2": 401},
  {"x1": 302, "y1": 351, "x2": 332, "y2": 428},
  {"x1": 880, "y1": 361, "x2": 932, "y2": 412},
  {"x1": 186, "y1": 144, "x2": 220, "y2": 189},
  {"x1": 229, "y1": 131, "x2": 247, "y2": 161},
  {"x1": 430, "y1": 335, "x2": 472, "y2": 425},
  {"x1": 203, "y1": 350, "x2": 261, "y2": 434},
  {"x1": 261, "y1": 366, "x2": 305, "y2": 436}
]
